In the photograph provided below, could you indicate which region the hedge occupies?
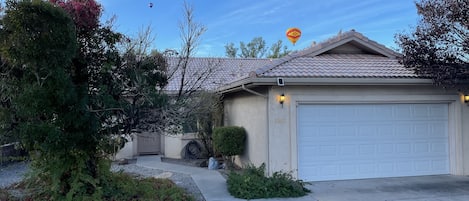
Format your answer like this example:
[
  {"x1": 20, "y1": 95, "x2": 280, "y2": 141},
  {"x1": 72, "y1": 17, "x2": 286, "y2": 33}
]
[{"x1": 212, "y1": 126, "x2": 246, "y2": 156}]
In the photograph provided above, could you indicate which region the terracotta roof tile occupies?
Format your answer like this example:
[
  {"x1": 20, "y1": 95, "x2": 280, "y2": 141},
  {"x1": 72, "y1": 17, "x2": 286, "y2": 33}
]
[
  {"x1": 165, "y1": 57, "x2": 273, "y2": 91},
  {"x1": 259, "y1": 54, "x2": 417, "y2": 78},
  {"x1": 166, "y1": 30, "x2": 421, "y2": 91},
  {"x1": 253, "y1": 30, "x2": 419, "y2": 79}
]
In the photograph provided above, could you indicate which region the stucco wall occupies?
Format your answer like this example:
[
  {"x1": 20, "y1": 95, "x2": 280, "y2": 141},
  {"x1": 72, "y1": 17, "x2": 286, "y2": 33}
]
[
  {"x1": 223, "y1": 90, "x2": 268, "y2": 167},
  {"x1": 115, "y1": 133, "x2": 200, "y2": 160},
  {"x1": 115, "y1": 134, "x2": 138, "y2": 160},
  {"x1": 460, "y1": 97, "x2": 469, "y2": 174},
  {"x1": 163, "y1": 133, "x2": 200, "y2": 159},
  {"x1": 265, "y1": 85, "x2": 468, "y2": 177}
]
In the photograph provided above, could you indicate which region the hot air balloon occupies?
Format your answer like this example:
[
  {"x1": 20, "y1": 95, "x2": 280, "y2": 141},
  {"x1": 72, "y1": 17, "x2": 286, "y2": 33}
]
[
  {"x1": 148, "y1": 2, "x2": 153, "y2": 8},
  {"x1": 286, "y1": 28, "x2": 301, "y2": 45}
]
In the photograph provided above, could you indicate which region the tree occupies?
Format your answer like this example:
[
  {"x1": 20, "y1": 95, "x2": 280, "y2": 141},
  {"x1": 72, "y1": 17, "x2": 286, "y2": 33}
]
[
  {"x1": 0, "y1": 1, "x2": 98, "y2": 198},
  {"x1": 240, "y1": 37, "x2": 267, "y2": 58},
  {"x1": 0, "y1": 54, "x2": 18, "y2": 145},
  {"x1": 225, "y1": 42, "x2": 238, "y2": 58},
  {"x1": 0, "y1": 0, "x2": 168, "y2": 199},
  {"x1": 152, "y1": 0, "x2": 221, "y2": 137},
  {"x1": 396, "y1": 0, "x2": 469, "y2": 91},
  {"x1": 267, "y1": 40, "x2": 291, "y2": 58},
  {"x1": 225, "y1": 37, "x2": 291, "y2": 58},
  {"x1": 132, "y1": 1, "x2": 221, "y2": 158},
  {"x1": 110, "y1": 25, "x2": 168, "y2": 135},
  {"x1": 174, "y1": 1, "x2": 208, "y2": 99}
]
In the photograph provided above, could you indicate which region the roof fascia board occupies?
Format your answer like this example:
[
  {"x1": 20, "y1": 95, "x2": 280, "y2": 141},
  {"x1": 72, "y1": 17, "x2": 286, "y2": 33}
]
[
  {"x1": 306, "y1": 38, "x2": 355, "y2": 57},
  {"x1": 218, "y1": 77, "x2": 434, "y2": 94},
  {"x1": 350, "y1": 37, "x2": 399, "y2": 58},
  {"x1": 274, "y1": 77, "x2": 433, "y2": 85},
  {"x1": 308, "y1": 37, "x2": 398, "y2": 58}
]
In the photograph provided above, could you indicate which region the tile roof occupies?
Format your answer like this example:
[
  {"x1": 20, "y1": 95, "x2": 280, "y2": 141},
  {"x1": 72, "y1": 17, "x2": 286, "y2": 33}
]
[
  {"x1": 166, "y1": 30, "x2": 422, "y2": 92},
  {"x1": 253, "y1": 30, "x2": 420, "y2": 79},
  {"x1": 165, "y1": 57, "x2": 273, "y2": 91},
  {"x1": 257, "y1": 54, "x2": 418, "y2": 78}
]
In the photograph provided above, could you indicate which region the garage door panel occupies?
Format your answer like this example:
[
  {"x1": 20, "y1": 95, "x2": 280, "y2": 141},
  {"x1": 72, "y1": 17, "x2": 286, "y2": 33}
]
[
  {"x1": 432, "y1": 159, "x2": 449, "y2": 170},
  {"x1": 432, "y1": 122, "x2": 448, "y2": 136},
  {"x1": 432, "y1": 142, "x2": 448, "y2": 153},
  {"x1": 302, "y1": 141, "x2": 448, "y2": 158},
  {"x1": 300, "y1": 159, "x2": 450, "y2": 181},
  {"x1": 297, "y1": 104, "x2": 449, "y2": 181}
]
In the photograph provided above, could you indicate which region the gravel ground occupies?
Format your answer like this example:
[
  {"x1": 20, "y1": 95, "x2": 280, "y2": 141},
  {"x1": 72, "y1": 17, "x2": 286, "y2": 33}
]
[
  {"x1": 0, "y1": 161, "x2": 29, "y2": 189},
  {"x1": 0, "y1": 161, "x2": 205, "y2": 201},
  {"x1": 112, "y1": 161, "x2": 205, "y2": 201}
]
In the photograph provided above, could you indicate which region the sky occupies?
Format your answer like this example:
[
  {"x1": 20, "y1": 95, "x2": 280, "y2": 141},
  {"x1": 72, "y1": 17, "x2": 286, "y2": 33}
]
[{"x1": 96, "y1": 0, "x2": 419, "y2": 57}]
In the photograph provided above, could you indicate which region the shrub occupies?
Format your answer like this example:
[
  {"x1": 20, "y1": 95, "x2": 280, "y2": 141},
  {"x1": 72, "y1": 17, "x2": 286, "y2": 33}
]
[
  {"x1": 212, "y1": 126, "x2": 246, "y2": 156},
  {"x1": 102, "y1": 172, "x2": 194, "y2": 201},
  {"x1": 227, "y1": 163, "x2": 310, "y2": 199},
  {"x1": 0, "y1": 143, "x2": 28, "y2": 166},
  {"x1": 6, "y1": 171, "x2": 194, "y2": 201},
  {"x1": 0, "y1": 189, "x2": 13, "y2": 201}
]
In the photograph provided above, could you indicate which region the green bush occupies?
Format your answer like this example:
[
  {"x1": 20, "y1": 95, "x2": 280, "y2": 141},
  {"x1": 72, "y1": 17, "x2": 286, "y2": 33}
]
[
  {"x1": 101, "y1": 172, "x2": 194, "y2": 201},
  {"x1": 5, "y1": 171, "x2": 194, "y2": 201},
  {"x1": 227, "y1": 163, "x2": 311, "y2": 199},
  {"x1": 212, "y1": 126, "x2": 246, "y2": 156}
]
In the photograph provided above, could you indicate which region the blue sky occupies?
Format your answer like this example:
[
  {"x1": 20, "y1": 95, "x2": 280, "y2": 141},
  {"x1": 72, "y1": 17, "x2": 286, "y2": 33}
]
[{"x1": 97, "y1": 0, "x2": 419, "y2": 57}]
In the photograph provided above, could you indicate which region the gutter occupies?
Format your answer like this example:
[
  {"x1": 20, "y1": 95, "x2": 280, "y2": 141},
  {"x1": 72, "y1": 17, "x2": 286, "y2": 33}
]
[{"x1": 218, "y1": 77, "x2": 434, "y2": 94}]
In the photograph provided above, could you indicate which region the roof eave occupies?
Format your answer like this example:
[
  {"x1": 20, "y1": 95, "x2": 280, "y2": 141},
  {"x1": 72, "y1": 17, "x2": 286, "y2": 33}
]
[{"x1": 218, "y1": 77, "x2": 434, "y2": 94}]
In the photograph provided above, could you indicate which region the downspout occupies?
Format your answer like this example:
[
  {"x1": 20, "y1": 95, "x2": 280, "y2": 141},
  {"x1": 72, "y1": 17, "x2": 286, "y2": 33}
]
[
  {"x1": 266, "y1": 87, "x2": 271, "y2": 176},
  {"x1": 241, "y1": 84, "x2": 267, "y2": 98}
]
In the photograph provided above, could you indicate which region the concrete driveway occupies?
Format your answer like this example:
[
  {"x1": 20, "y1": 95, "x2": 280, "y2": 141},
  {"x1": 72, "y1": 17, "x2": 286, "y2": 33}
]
[{"x1": 308, "y1": 175, "x2": 469, "y2": 201}]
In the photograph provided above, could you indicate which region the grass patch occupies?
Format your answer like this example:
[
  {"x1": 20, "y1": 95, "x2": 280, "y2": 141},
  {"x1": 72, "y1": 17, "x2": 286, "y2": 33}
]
[
  {"x1": 1, "y1": 171, "x2": 194, "y2": 201},
  {"x1": 227, "y1": 163, "x2": 310, "y2": 199}
]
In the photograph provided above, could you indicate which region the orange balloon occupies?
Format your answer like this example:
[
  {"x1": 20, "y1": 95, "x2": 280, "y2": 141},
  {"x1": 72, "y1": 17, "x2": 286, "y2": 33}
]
[{"x1": 286, "y1": 28, "x2": 301, "y2": 45}]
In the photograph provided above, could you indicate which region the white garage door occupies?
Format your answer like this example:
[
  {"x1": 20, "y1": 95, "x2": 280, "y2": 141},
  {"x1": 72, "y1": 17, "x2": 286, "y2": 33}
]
[{"x1": 297, "y1": 103, "x2": 449, "y2": 181}]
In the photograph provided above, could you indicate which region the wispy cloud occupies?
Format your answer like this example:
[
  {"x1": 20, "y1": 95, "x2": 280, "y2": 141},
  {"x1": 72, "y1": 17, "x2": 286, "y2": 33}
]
[
  {"x1": 207, "y1": 0, "x2": 290, "y2": 29},
  {"x1": 98, "y1": 0, "x2": 418, "y2": 57}
]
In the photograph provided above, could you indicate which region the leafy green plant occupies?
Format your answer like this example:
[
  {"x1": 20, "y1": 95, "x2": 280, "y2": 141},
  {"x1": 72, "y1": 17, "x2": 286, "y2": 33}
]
[
  {"x1": 227, "y1": 163, "x2": 310, "y2": 199},
  {"x1": 5, "y1": 171, "x2": 194, "y2": 201},
  {"x1": 0, "y1": 1, "x2": 167, "y2": 199},
  {"x1": 101, "y1": 172, "x2": 194, "y2": 201},
  {"x1": 212, "y1": 126, "x2": 246, "y2": 168},
  {"x1": 212, "y1": 126, "x2": 246, "y2": 155}
]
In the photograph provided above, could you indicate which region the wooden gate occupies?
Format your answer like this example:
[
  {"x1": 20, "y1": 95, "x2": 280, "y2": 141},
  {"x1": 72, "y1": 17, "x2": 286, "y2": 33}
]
[{"x1": 137, "y1": 132, "x2": 160, "y2": 155}]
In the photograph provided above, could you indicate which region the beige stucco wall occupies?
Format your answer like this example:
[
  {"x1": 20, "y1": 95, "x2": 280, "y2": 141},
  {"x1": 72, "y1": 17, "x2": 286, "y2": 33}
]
[
  {"x1": 116, "y1": 133, "x2": 200, "y2": 159},
  {"x1": 262, "y1": 84, "x2": 469, "y2": 177},
  {"x1": 115, "y1": 134, "x2": 138, "y2": 160},
  {"x1": 163, "y1": 133, "x2": 200, "y2": 159},
  {"x1": 223, "y1": 90, "x2": 268, "y2": 167},
  {"x1": 115, "y1": 132, "x2": 201, "y2": 160},
  {"x1": 460, "y1": 96, "x2": 469, "y2": 174}
]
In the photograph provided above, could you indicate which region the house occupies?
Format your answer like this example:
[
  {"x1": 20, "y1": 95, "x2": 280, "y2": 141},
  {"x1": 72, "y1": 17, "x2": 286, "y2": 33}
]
[
  {"x1": 219, "y1": 30, "x2": 469, "y2": 181},
  {"x1": 117, "y1": 29, "x2": 469, "y2": 182}
]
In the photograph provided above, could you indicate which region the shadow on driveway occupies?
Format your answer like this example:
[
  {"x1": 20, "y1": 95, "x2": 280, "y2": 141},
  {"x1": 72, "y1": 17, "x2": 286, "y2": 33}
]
[{"x1": 308, "y1": 175, "x2": 469, "y2": 201}]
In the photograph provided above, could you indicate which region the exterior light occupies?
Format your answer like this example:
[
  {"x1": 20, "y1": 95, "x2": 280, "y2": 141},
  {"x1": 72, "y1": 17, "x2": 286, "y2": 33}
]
[
  {"x1": 279, "y1": 93, "x2": 285, "y2": 106},
  {"x1": 464, "y1": 95, "x2": 469, "y2": 103}
]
